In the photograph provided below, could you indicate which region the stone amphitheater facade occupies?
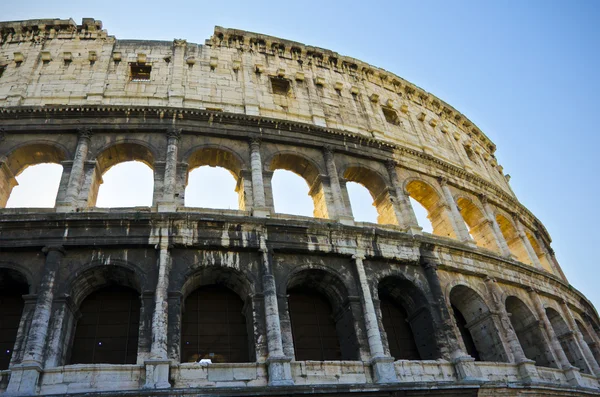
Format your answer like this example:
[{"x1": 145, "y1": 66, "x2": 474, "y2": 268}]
[{"x1": 0, "y1": 17, "x2": 598, "y2": 397}]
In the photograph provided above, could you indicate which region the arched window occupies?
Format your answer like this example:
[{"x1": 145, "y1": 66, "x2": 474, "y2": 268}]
[
  {"x1": 69, "y1": 286, "x2": 140, "y2": 365},
  {"x1": 5, "y1": 163, "x2": 63, "y2": 208},
  {"x1": 505, "y1": 296, "x2": 555, "y2": 368},
  {"x1": 185, "y1": 166, "x2": 239, "y2": 209},
  {"x1": 495, "y1": 214, "x2": 531, "y2": 265},
  {"x1": 456, "y1": 197, "x2": 500, "y2": 252},
  {"x1": 344, "y1": 166, "x2": 397, "y2": 225},
  {"x1": 409, "y1": 197, "x2": 433, "y2": 233},
  {"x1": 406, "y1": 180, "x2": 455, "y2": 238},
  {"x1": 96, "y1": 161, "x2": 154, "y2": 207},
  {"x1": 449, "y1": 285, "x2": 507, "y2": 362},
  {"x1": 546, "y1": 307, "x2": 590, "y2": 373},
  {"x1": 576, "y1": 320, "x2": 600, "y2": 366},
  {"x1": 0, "y1": 269, "x2": 28, "y2": 370},
  {"x1": 271, "y1": 169, "x2": 313, "y2": 217},
  {"x1": 181, "y1": 285, "x2": 249, "y2": 363},
  {"x1": 525, "y1": 232, "x2": 554, "y2": 273},
  {"x1": 346, "y1": 181, "x2": 378, "y2": 223},
  {"x1": 379, "y1": 296, "x2": 420, "y2": 360}
]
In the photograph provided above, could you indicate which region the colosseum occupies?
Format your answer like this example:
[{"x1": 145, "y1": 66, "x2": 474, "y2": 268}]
[{"x1": 0, "y1": 17, "x2": 598, "y2": 397}]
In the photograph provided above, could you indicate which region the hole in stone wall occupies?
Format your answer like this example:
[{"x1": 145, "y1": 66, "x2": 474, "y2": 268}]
[
  {"x1": 270, "y1": 76, "x2": 291, "y2": 96},
  {"x1": 271, "y1": 169, "x2": 313, "y2": 217},
  {"x1": 6, "y1": 163, "x2": 63, "y2": 208},
  {"x1": 96, "y1": 161, "x2": 153, "y2": 207},
  {"x1": 185, "y1": 166, "x2": 238, "y2": 210},
  {"x1": 409, "y1": 197, "x2": 433, "y2": 233},
  {"x1": 464, "y1": 145, "x2": 477, "y2": 163},
  {"x1": 0, "y1": 65, "x2": 5, "y2": 79},
  {"x1": 130, "y1": 63, "x2": 151, "y2": 81},
  {"x1": 382, "y1": 107, "x2": 400, "y2": 125},
  {"x1": 346, "y1": 181, "x2": 378, "y2": 223}
]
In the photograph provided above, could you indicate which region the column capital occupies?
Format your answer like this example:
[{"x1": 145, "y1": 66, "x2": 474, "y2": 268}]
[
  {"x1": 385, "y1": 160, "x2": 398, "y2": 174},
  {"x1": 323, "y1": 145, "x2": 335, "y2": 159},
  {"x1": 77, "y1": 127, "x2": 93, "y2": 140},
  {"x1": 437, "y1": 176, "x2": 449, "y2": 186},
  {"x1": 352, "y1": 253, "x2": 366, "y2": 261},
  {"x1": 479, "y1": 194, "x2": 489, "y2": 205},
  {"x1": 249, "y1": 135, "x2": 262, "y2": 148},
  {"x1": 173, "y1": 39, "x2": 187, "y2": 47},
  {"x1": 484, "y1": 276, "x2": 497, "y2": 283},
  {"x1": 42, "y1": 245, "x2": 65, "y2": 255},
  {"x1": 422, "y1": 260, "x2": 439, "y2": 271},
  {"x1": 166, "y1": 127, "x2": 182, "y2": 141}
]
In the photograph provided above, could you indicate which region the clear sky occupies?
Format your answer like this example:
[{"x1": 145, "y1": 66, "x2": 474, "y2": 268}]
[{"x1": 4, "y1": 1, "x2": 600, "y2": 310}]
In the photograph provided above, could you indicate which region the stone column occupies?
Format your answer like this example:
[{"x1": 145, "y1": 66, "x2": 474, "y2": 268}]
[
  {"x1": 528, "y1": 289, "x2": 583, "y2": 386},
  {"x1": 419, "y1": 244, "x2": 483, "y2": 382},
  {"x1": 158, "y1": 128, "x2": 181, "y2": 212},
  {"x1": 9, "y1": 294, "x2": 37, "y2": 367},
  {"x1": 249, "y1": 137, "x2": 269, "y2": 217},
  {"x1": 0, "y1": 156, "x2": 18, "y2": 208},
  {"x1": 484, "y1": 277, "x2": 539, "y2": 382},
  {"x1": 44, "y1": 295, "x2": 78, "y2": 368},
  {"x1": 323, "y1": 147, "x2": 353, "y2": 224},
  {"x1": 168, "y1": 39, "x2": 186, "y2": 107},
  {"x1": 7, "y1": 246, "x2": 65, "y2": 395},
  {"x1": 258, "y1": 235, "x2": 292, "y2": 385},
  {"x1": 479, "y1": 195, "x2": 512, "y2": 257},
  {"x1": 438, "y1": 177, "x2": 473, "y2": 245},
  {"x1": 385, "y1": 161, "x2": 421, "y2": 234},
  {"x1": 144, "y1": 228, "x2": 172, "y2": 389},
  {"x1": 353, "y1": 254, "x2": 397, "y2": 383},
  {"x1": 56, "y1": 128, "x2": 92, "y2": 211},
  {"x1": 515, "y1": 220, "x2": 543, "y2": 269},
  {"x1": 560, "y1": 300, "x2": 600, "y2": 377}
]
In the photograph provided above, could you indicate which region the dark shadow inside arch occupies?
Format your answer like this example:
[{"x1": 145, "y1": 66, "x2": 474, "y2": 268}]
[
  {"x1": 576, "y1": 319, "x2": 600, "y2": 366},
  {"x1": 546, "y1": 307, "x2": 591, "y2": 373},
  {"x1": 287, "y1": 269, "x2": 359, "y2": 361},
  {"x1": 505, "y1": 296, "x2": 555, "y2": 368},
  {"x1": 0, "y1": 268, "x2": 29, "y2": 370},
  {"x1": 378, "y1": 276, "x2": 440, "y2": 360},
  {"x1": 449, "y1": 285, "x2": 508, "y2": 362}
]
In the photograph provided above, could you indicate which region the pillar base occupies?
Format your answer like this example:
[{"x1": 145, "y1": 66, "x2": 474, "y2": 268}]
[
  {"x1": 55, "y1": 200, "x2": 76, "y2": 213},
  {"x1": 563, "y1": 365, "x2": 583, "y2": 387},
  {"x1": 157, "y1": 201, "x2": 178, "y2": 212},
  {"x1": 266, "y1": 355, "x2": 293, "y2": 386},
  {"x1": 408, "y1": 225, "x2": 423, "y2": 235},
  {"x1": 6, "y1": 362, "x2": 42, "y2": 395},
  {"x1": 370, "y1": 355, "x2": 398, "y2": 383},
  {"x1": 143, "y1": 359, "x2": 171, "y2": 389},
  {"x1": 452, "y1": 355, "x2": 485, "y2": 383},
  {"x1": 338, "y1": 216, "x2": 355, "y2": 226},
  {"x1": 516, "y1": 359, "x2": 539, "y2": 383},
  {"x1": 252, "y1": 207, "x2": 271, "y2": 218}
]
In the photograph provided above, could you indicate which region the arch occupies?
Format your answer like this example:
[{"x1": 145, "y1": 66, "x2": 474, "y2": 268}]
[
  {"x1": 405, "y1": 179, "x2": 455, "y2": 238},
  {"x1": 185, "y1": 146, "x2": 245, "y2": 210},
  {"x1": 343, "y1": 165, "x2": 397, "y2": 225},
  {"x1": 0, "y1": 268, "x2": 29, "y2": 370},
  {"x1": 268, "y1": 152, "x2": 328, "y2": 218},
  {"x1": 1, "y1": 142, "x2": 68, "y2": 208},
  {"x1": 525, "y1": 231, "x2": 554, "y2": 273},
  {"x1": 576, "y1": 319, "x2": 600, "y2": 366},
  {"x1": 181, "y1": 284, "x2": 250, "y2": 363},
  {"x1": 89, "y1": 142, "x2": 156, "y2": 207},
  {"x1": 495, "y1": 214, "x2": 531, "y2": 265},
  {"x1": 456, "y1": 196, "x2": 500, "y2": 252},
  {"x1": 377, "y1": 276, "x2": 440, "y2": 360},
  {"x1": 449, "y1": 284, "x2": 507, "y2": 362},
  {"x1": 546, "y1": 307, "x2": 590, "y2": 373},
  {"x1": 286, "y1": 268, "x2": 359, "y2": 361},
  {"x1": 69, "y1": 285, "x2": 140, "y2": 365},
  {"x1": 505, "y1": 296, "x2": 555, "y2": 368}
]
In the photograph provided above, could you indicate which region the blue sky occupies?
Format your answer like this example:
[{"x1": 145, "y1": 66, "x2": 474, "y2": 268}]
[{"x1": 4, "y1": 1, "x2": 600, "y2": 309}]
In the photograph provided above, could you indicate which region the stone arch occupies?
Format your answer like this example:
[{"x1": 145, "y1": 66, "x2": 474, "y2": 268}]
[
  {"x1": 0, "y1": 262, "x2": 34, "y2": 294},
  {"x1": 505, "y1": 296, "x2": 555, "y2": 368},
  {"x1": 456, "y1": 196, "x2": 500, "y2": 252},
  {"x1": 576, "y1": 319, "x2": 600, "y2": 366},
  {"x1": 0, "y1": 142, "x2": 68, "y2": 207},
  {"x1": 181, "y1": 264, "x2": 255, "y2": 301},
  {"x1": 525, "y1": 231, "x2": 553, "y2": 273},
  {"x1": 495, "y1": 214, "x2": 531, "y2": 265},
  {"x1": 449, "y1": 284, "x2": 508, "y2": 362},
  {"x1": 343, "y1": 164, "x2": 397, "y2": 225},
  {"x1": 405, "y1": 179, "x2": 456, "y2": 238},
  {"x1": 285, "y1": 267, "x2": 360, "y2": 361},
  {"x1": 0, "y1": 267, "x2": 31, "y2": 370},
  {"x1": 87, "y1": 141, "x2": 156, "y2": 207},
  {"x1": 267, "y1": 152, "x2": 329, "y2": 218},
  {"x1": 377, "y1": 275, "x2": 440, "y2": 360},
  {"x1": 546, "y1": 307, "x2": 590, "y2": 373}
]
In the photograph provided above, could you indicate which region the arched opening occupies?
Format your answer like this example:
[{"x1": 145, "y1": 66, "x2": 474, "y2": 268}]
[
  {"x1": 505, "y1": 296, "x2": 555, "y2": 368},
  {"x1": 185, "y1": 166, "x2": 239, "y2": 209},
  {"x1": 186, "y1": 147, "x2": 245, "y2": 210},
  {"x1": 0, "y1": 268, "x2": 29, "y2": 370},
  {"x1": 576, "y1": 320, "x2": 600, "y2": 366},
  {"x1": 409, "y1": 197, "x2": 433, "y2": 233},
  {"x1": 344, "y1": 166, "x2": 397, "y2": 225},
  {"x1": 286, "y1": 269, "x2": 359, "y2": 361},
  {"x1": 96, "y1": 161, "x2": 154, "y2": 207},
  {"x1": 181, "y1": 285, "x2": 249, "y2": 363},
  {"x1": 92, "y1": 143, "x2": 155, "y2": 208},
  {"x1": 456, "y1": 197, "x2": 500, "y2": 252},
  {"x1": 449, "y1": 285, "x2": 507, "y2": 362},
  {"x1": 525, "y1": 232, "x2": 554, "y2": 273},
  {"x1": 1, "y1": 143, "x2": 67, "y2": 208},
  {"x1": 546, "y1": 307, "x2": 590, "y2": 373},
  {"x1": 5, "y1": 163, "x2": 63, "y2": 208},
  {"x1": 495, "y1": 214, "x2": 531, "y2": 265},
  {"x1": 378, "y1": 276, "x2": 439, "y2": 360},
  {"x1": 69, "y1": 286, "x2": 140, "y2": 365},
  {"x1": 346, "y1": 181, "x2": 378, "y2": 223},
  {"x1": 271, "y1": 169, "x2": 313, "y2": 217},
  {"x1": 269, "y1": 153, "x2": 326, "y2": 218},
  {"x1": 406, "y1": 180, "x2": 455, "y2": 238}
]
